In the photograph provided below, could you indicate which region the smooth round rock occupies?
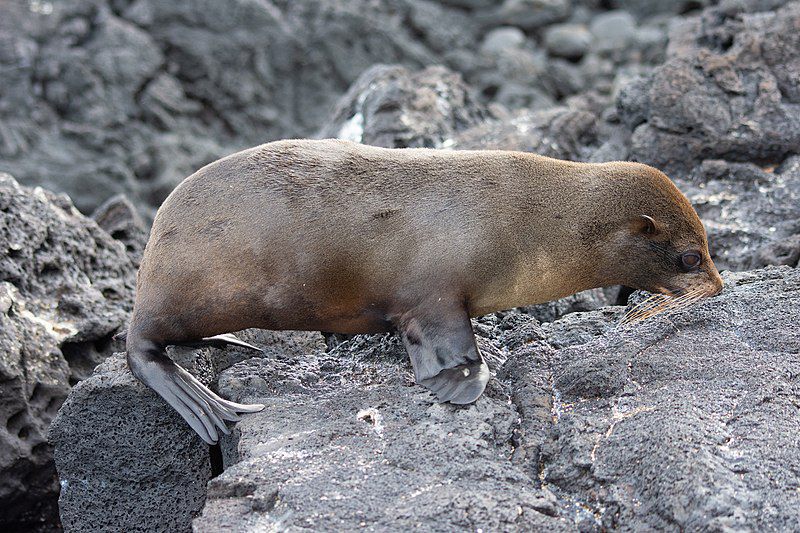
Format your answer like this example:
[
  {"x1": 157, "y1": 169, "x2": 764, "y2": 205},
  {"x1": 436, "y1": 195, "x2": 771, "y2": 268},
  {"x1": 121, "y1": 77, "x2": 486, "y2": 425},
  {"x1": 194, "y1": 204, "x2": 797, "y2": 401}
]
[
  {"x1": 590, "y1": 10, "x2": 637, "y2": 52},
  {"x1": 480, "y1": 26, "x2": 527, "y2": 55},
  {"x1": 544, "y1": 23, "x2": 592, "y2": 60}
]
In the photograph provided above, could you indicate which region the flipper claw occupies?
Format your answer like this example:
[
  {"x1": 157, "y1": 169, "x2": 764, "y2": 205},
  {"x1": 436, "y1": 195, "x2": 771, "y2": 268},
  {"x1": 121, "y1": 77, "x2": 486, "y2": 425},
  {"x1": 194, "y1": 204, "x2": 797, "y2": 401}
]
[{"x1": 420, "y1": 361, "x2": 491, "y2": 404}]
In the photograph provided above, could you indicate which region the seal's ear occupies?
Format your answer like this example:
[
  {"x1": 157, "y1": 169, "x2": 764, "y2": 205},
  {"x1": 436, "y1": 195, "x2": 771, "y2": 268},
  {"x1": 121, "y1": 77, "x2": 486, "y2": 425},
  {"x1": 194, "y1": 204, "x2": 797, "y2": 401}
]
[{"x1": 633, "y1": 215, "x2": 659, "y2": 237}]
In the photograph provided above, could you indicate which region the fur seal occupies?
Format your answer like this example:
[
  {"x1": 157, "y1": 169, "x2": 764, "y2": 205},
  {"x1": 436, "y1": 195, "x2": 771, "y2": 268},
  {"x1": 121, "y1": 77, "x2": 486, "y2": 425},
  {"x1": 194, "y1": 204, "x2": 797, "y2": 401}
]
[{"x1": 126, "y1": 139, "x2": 723, "y2": 444}]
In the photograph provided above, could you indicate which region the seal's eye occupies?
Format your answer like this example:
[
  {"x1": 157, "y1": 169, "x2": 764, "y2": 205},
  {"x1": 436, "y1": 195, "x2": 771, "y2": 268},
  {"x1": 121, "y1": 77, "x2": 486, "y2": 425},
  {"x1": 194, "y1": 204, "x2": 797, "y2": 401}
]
[{"x1": 681, "y1": 251, "x2": 702, "y2": 271}]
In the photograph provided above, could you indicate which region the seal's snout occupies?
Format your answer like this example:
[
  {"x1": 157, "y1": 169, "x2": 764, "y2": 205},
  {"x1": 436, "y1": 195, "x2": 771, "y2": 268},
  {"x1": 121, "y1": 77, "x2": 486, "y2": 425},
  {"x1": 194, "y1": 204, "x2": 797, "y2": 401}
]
[
  {"x1": 707, "y1": 269, "x2": 724, "y2": 296},
  {"x1": 701, "y1": 256, "x2": 724, "y2": 297},
  {"x1": 668, "y1": 273, "x2": 723, "y2": 299}
]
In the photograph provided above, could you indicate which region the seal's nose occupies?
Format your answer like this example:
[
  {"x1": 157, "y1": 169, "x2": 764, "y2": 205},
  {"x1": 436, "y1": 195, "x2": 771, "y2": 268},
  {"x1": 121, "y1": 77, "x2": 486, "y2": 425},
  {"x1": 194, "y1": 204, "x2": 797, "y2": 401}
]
[{"x1": 706, "y1": 262, "x2": 724, "y2": 296}]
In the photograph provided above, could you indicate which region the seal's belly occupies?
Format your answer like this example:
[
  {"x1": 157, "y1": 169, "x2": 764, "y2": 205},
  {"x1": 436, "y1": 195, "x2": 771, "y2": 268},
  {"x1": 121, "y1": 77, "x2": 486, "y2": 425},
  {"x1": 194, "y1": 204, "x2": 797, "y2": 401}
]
[
  {"x1": 263, "y1": 304, "x2": 394, "y2": 334},
  {"x1": 256, "y1": 281, "x2": 395, "y2": 334}
]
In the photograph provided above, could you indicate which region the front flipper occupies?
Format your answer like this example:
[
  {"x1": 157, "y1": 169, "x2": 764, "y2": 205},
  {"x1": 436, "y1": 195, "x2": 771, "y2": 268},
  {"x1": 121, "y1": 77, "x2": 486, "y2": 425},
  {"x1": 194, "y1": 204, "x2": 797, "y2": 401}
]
[{"x1": 397, "y1": 302, "x2": 490, "y2": 404}]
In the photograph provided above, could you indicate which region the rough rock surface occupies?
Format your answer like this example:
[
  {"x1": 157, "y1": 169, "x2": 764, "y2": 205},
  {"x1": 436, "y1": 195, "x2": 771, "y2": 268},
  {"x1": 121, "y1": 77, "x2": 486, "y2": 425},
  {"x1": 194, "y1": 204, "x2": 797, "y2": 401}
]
[
  {"x1": 619, "y1": 1, "x2": 800, "y2": 175},
  {"x1": 49, "y1": 329, "x2": 325, "y2": 533},
  {"x1": 49, "y1": 353, "x2": 212, "y2": 533},
  {"x1": 686, "y1": 157, "x2": 800, "y2": 271},
  {"x1": 91, "y1": 194, "x2": 149, "y2": 268},
  {"x1": 318, "y1": 65, "x2": 492, "y2": 149},
  {"x1": 518, "y1": 266, "x2": 800, "y2": 530},
  {"x1": 197, "y1": 351, "x2": 570, "y2": 531},
  {"x1": 51, "y1": 267, "x2": 800, "y2": 531},
  {"x1": 0, "y1": 174, "x2": 136, "y2": 530},
  {"x1": 455, "y1": 105, "x2": 607, "y2": 160}
]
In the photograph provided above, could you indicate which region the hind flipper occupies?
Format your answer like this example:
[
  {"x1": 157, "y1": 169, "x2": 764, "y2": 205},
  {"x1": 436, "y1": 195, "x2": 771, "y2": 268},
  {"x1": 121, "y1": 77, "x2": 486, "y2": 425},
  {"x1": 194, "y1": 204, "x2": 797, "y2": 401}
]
[
  {"x1": 126, "y1": 339, "x2": 264, "y2": 444},
  {"x1": 396, "y1": 302, "x2": 490, "y2": 404}
]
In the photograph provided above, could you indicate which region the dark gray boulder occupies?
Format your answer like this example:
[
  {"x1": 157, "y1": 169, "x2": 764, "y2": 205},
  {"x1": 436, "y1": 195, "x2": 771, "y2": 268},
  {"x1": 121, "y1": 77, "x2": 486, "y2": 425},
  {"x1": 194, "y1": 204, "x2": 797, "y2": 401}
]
[
  {"x1": 318, "y1": 65, "x2": 492, "y2": 149},
  {"x1": 49, "y1": 352, "x2": 212, "y2": 533},
  {"x1": 91, "y1": 194, "x2": 149, "y2": 267},
  {"x1": 455, "y1": 105, "x2": 603, "y2": 161},
  {"x1": 608, "y1": 0, "x2": 712, "y2": 17},
  {"x1": 618, "y1": 1, "x2": 800, "y2": 175},
  {"x1": 49, "y1": 329, "x2": 326, "y2": 533},
  {"x1": 544, "y1": 23, "x2": 592, "y2": 60},
  {"x1": 589, "y1": 10, "x2": 636, "y2": 54},
  {"x1": 0, "y1": 282, "x2": 68, "y2": 531},
  {"x1": 480, "y1": 26, "x2": 527, "y2": 56},
  {"x1": 0, "y1": 173, "x2": 136, "y2": 530},
  {"x1": 478, "y1": 0, "x2": 572, "y2": 30}
]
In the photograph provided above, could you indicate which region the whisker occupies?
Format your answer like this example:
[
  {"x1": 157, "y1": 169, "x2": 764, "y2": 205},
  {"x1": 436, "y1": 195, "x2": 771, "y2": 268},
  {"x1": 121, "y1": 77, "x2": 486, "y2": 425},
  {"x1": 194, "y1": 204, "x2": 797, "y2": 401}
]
[
  {"x1": 619, "y1": 295, "x2": 656, "y2": 323},
  {"x1": 619, "y1": 286, "x2": 709, "y2": 327},
  {"x1": 633, "y1": 292, "x2": 671, "y2": 311},
  {"x1": 631, "y1": 298, "x2": 675, "y2": 322},
  {"x1": 635, "y1": 288, "x2": 705, "y2": 323},
  {"x1": 619, "y1": 293, "x2": 672, "y2": 326},
  {"x1": 621, "y1": 298, "x2": 670, "y2": 324},
  {"x1": 660, "y1": 290, "x2": 705, "y2": 315},
  {"x1": 619, "y1": 296, "x2": 660, "y2": 325}
]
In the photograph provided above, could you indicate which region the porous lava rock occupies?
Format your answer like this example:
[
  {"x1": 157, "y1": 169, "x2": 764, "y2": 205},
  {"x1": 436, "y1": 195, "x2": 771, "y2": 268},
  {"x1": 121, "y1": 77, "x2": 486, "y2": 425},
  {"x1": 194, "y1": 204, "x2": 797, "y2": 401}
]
[
  {"x1": 0, "y1": 173, "x2": 135, "y2": 530},
  {"x1": 49, "y1": 330, "x2": 325, "y2": 533},
  {"x1": 618, "y1": 1, "x2": 800, "y2": 175},
  {"x1": 318, "y1": 65, "x2": 492, "y2": 149}
]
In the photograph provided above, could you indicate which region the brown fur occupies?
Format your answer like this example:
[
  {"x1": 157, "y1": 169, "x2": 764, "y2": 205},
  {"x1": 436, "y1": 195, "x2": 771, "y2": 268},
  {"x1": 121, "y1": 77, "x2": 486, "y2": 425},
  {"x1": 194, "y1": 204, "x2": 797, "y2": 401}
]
[{"x1": 129, "y1": 139, "x2": 722, "y2": 344}]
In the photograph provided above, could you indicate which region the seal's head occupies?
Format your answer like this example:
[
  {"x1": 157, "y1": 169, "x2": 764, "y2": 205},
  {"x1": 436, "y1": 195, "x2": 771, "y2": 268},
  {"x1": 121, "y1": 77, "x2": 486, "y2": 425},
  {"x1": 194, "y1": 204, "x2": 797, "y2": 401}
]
[{"x1": 589, "y1": 162, "x2": 723, "y2": 299}]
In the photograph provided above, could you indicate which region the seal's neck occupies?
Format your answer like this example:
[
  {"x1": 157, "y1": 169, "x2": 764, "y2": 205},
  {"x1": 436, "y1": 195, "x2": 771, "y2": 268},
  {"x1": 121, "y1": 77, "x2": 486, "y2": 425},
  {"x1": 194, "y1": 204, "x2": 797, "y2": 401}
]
[{"x1": 469, "y1": 159, "x2": 609, "y2": 314}]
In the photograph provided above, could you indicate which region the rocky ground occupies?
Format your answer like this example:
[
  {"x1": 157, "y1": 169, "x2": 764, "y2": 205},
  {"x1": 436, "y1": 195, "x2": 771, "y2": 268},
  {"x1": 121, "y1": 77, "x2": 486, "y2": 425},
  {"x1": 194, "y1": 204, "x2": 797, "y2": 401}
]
[
  {"x1": 49, "y1": 267, "x2": 800, "y2": 532},
  {"x1": 1, "y1": 0, "x2": 799, "y2": 531}
]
